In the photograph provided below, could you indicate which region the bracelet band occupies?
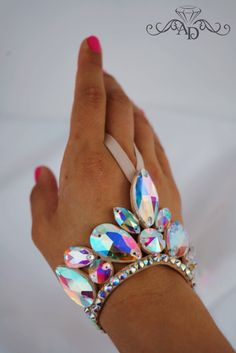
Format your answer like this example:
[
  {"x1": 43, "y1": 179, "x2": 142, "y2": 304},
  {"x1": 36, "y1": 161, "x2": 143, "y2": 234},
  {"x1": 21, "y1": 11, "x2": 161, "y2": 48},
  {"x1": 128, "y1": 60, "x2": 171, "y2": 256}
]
[
  {"x1": 84, "y1": 252, "x2": 195, "y2": 332},
  {"x1": 54, "y1": 135, "x2": 198, "y2": 333}
]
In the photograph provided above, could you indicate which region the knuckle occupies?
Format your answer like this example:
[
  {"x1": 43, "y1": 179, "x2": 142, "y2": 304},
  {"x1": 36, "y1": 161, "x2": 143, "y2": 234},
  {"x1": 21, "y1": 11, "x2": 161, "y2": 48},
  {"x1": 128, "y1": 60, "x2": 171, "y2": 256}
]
[
  {"x1": 80, "y1": 85, "x2": 104, "y2": 106},
  {"x1": 108, "y1": 89, "x2": 131, "y2": 107},
  {"x1": 80, "y1": 149, "x2": 106, "y2": 179}
]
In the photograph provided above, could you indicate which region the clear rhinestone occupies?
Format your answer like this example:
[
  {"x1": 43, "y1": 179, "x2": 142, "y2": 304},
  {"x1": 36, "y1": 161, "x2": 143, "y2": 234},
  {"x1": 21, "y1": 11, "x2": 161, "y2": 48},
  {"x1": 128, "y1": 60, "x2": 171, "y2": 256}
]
[
  {"x1": 94, "y1": 298, "x2": 102, "y2": 305},
  {"x1": 55, "y1": 266, "x2": 96, "y2": 308},
  {"x1": 88, "y1": 259, "x2": 113, "y2": 284},
  {"x1": 131, "y1": 266, "x2": 137, "y2": 273},
  {"x1": 166, "y1": 222, "x2": 189, "y2": 258},
  {"x1": 131, "y1": 169, "x2": 159, "y2": 227},
  {"x1": 104, "y1": 284, "x2": 113, "y2": 292},
  {"x1": 110, "y1": 277, "x2": 120, "y2": 286},
  {"x1": 138, "y1": 260, "x2": 145, "y2": 268},
  {"x1": 98, "y1": 290, "x2": 106, "y2": 299},
  {"x1": 160, "y1": 254, "x2": 169, "y2": 262},
  {"x1": 185, "y1": 268, "x2": 191, "y2": 276},
  {"x1": 155, "y1": 208, "x2": 172, "y2": 232},
  {"x1": 64, "y1": 246, "x2": 95, "y2": 268},
  {"x1": 90, "y1": 223, "x2": 142, "y2": 262},
  {"x1": 119, "y1": 272, "x2": 128, "y2": 280},
  {"x1": 113, "y1": 207, "x2": 141, "y2": 234},
  {"x1": 139, "y1": 228, "x2": 166, "y2": 254},
  {"x1": 175, "y1": 259, "x2": 181, "y2": 267}
]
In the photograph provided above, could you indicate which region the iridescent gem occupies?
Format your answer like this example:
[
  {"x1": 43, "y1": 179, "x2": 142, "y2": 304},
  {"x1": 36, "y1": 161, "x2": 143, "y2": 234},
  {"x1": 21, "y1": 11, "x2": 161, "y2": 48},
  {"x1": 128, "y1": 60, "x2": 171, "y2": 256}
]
[
  {"x1": 64, "y1": 246, "x2": 95, "y2": 268},
  {"x1": 110, "y1": 277, "x2": 120, "y2": 286},
  {"x1": 138, "y1": 260, "x2": 144, "y2": 268},
  {"x1": 139, "y1": 228, "x2": 166, "y2": 254},
  {"x1": 88, "y1": 259, "x2": 113, "y2": 284},
  {"x1": 175, "y1": 259, "x2": 181, "y2": 267},
  {"x1": 55, "y1": 266, "x2": 96, "y2": 308},
  {"x1": 183, "y1": 245, "x2": 198, "y2": 270},
  {"x1": 131, "y1": 169, "x2": 159, "y2": 227},
  {"x1": 166, "y1": 221, "x2": 189, "y2": 257},
  {"x1": 113, "y1": 207, "x2": 141, "y2": 234},
  {"x1": 160, "y1": 254, "x2": 169, "y2": 262},
  {"x1": 104, "y1": 284, "x2": 113, "y2": 292},
  {"x1": 90, "y1": 223, "x2": 142, "y2": 263},
  {"x1": 98, "y1": 290, "x2": 106, "y2": 299},
  {"x1": 155, "y1": 208, "x2": 171, "y2": 232}
]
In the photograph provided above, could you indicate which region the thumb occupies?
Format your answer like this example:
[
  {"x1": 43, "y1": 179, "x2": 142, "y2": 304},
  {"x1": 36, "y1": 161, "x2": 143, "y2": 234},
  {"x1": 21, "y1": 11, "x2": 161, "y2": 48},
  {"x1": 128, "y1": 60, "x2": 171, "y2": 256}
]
[{"x1": 30, "y1": 166, "x2": 58, "y2": 222}]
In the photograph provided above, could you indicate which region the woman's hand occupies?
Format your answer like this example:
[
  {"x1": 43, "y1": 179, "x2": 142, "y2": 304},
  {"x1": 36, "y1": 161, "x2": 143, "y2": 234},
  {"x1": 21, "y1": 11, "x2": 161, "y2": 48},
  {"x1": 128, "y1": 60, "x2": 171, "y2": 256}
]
[
  {"x1": 30, "y1": 36, "x2": 182, "y2": 271},
  {"x1": 30, "y1": 36, "x2": 234, "y2": 353}
]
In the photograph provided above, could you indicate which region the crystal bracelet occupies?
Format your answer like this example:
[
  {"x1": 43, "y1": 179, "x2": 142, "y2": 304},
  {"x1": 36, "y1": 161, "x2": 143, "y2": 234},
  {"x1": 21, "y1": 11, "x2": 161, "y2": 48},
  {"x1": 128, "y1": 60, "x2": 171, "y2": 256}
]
[
  {"x1": 84, "y1": 252, "x2": 195, "y2": 331},
  {"x1": 54, "y1": 128, "x2": 198, "y2": 332},
  {"x1": 54, "y1": 167, "x2": 197, "y2": 333}
]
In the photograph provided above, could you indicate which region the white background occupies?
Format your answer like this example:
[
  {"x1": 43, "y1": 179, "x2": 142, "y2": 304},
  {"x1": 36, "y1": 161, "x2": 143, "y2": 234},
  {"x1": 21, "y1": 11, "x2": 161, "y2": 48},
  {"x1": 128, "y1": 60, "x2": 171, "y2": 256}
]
[{"x1": 0, "y1": 0, "x2": 235, "y2": 352}]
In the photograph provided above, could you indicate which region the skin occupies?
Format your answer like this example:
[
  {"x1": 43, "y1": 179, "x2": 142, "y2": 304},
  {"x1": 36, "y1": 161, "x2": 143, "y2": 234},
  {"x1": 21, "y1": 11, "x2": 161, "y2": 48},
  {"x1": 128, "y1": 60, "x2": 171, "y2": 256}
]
[{"x1": 30, "y1": 37, "x2": 234, "y2": 353}]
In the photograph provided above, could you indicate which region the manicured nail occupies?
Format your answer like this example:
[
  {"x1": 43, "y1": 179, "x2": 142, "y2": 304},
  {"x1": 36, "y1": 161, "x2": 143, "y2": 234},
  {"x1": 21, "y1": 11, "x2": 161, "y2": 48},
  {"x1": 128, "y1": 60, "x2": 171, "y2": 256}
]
[
  {"x1": 34, "y1": 166, "x2": 42, "y2": 183},
  {"x1": 87, "y1": 35, "x2": 101, "y2": 53}
]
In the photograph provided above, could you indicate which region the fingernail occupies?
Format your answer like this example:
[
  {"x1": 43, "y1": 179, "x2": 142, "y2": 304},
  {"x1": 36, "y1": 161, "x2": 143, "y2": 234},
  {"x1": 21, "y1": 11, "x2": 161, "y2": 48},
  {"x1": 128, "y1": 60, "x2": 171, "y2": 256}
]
[
  {"x1": 34, "y1": 166, "x2": 42, "y2": 183},
  {"x1": 87, "y1": 35, "x2": 101, "y2": 53}
]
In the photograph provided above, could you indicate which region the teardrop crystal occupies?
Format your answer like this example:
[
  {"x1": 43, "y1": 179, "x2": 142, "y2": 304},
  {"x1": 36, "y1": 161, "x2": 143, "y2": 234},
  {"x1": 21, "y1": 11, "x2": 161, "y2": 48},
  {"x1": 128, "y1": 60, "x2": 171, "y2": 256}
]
[
  {"x1": 64, "y1": 246, "x2": 95, "y2": 268},
  {"x1": 88, "y1": 259, "x2": 114, "y2": 284},
  {"x1": 166, "y1": 221, "x2": 189, "y2": 257},
  {"x1": 155, "y1": 208, "x2": 172, "y2": 232},
  {"x1": 130, "y1": 169, "x2": 159, "y2": 227},
  {"x1": 113, "y1": 207, "x2": 140, "y2": 234},
  {"x1": 139, "y1": 228, "x2": 166, "y2": 254},
  {"x1": 90, "y1": 223, "x2": 142, "y2": 263},
  {"x1": 55, "y1": 266, "x2": 96, "y2": 308}
]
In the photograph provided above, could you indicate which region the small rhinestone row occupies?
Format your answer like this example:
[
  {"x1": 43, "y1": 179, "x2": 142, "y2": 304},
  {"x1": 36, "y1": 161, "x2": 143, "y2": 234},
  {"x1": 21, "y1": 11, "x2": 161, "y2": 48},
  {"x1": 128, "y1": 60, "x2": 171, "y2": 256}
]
[{"x1": 84, "y1": 253, "x2": 196, "y2": 332}]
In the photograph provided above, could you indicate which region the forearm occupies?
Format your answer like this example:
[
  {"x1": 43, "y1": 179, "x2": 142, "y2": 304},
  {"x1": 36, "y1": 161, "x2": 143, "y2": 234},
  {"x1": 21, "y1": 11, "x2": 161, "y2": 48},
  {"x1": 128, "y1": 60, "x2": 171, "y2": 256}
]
[{"x1": 100, "y1": 266, "x2": 234, "y2": 353}]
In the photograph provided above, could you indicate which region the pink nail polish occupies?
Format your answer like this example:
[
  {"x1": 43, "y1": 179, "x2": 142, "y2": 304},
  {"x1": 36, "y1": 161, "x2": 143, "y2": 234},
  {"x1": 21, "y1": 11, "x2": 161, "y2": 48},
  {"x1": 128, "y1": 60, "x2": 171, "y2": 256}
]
[
  {"x1": 87, "y1": 35, "x2": 101, "y2": 53},
  {"x1": 34, "y1": 166, "x2": 42, "y2": 183}
]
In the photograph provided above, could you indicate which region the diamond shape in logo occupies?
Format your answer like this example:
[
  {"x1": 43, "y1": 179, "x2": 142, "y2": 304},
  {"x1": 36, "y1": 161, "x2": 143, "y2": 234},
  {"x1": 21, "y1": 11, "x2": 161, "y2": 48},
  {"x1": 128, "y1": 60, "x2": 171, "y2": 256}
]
[{"x1": 175, "y1": 6, "x2": 201, "y2": 25}]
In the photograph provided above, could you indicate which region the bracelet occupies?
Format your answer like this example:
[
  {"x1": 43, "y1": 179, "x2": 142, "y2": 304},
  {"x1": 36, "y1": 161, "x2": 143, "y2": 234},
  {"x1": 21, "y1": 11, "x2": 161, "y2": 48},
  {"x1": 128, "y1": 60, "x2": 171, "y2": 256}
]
[
  {"x1": 84, "y1": 252, "x2": 195, "y2": 331},
  {"x1": 54, "y1": 167, "x2": 197, "y2": 333}
]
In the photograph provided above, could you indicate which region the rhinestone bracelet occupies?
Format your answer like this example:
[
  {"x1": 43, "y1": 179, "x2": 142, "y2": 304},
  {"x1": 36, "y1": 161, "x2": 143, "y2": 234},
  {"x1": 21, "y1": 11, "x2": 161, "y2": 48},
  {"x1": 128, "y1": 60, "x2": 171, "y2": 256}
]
[
  {"x1": 84, "y1": 252, "x2": 195, "y2": 331},
  {"x1": 54, "y1": 168, "x2": 197, "y2": 333}
]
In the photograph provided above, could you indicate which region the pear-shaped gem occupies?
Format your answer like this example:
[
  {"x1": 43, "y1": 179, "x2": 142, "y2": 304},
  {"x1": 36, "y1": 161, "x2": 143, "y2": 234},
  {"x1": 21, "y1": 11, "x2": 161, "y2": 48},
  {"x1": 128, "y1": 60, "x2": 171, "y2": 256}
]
[
  {"x1": 55, "y1": 266, "x2": 96, "y2": 308},
  {"x1": 131, "y1": 169, "x2": 159, "y2": 227},
  {"x1": 156, "y1": 208, "x2": 172, "y2": 232},
  {"x1": 64, "y1": 246, "x2": 95, "y2": 268},
  {"x1": 90, "y1": 223, "x2": 142, "y2": 263},
  {"x1": 139, "y1": 228, "x2": 166, "y2": 254},
  {"x1": 166, "y1": 221, "x2": 189, "y2": 257},
  {"x1": 113, "y1": 207, "x2": 140, "y2": 234},
  {"x1": 88, "y1": 259, "x2": 114, "y2": 284}
]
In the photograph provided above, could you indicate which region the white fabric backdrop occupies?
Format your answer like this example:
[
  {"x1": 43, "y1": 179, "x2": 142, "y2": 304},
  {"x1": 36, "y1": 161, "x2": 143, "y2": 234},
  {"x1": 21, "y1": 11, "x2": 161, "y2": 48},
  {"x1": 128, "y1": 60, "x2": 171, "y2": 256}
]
[{"x1": 0, "y1": 1, "x2": 235, "y2": 352}]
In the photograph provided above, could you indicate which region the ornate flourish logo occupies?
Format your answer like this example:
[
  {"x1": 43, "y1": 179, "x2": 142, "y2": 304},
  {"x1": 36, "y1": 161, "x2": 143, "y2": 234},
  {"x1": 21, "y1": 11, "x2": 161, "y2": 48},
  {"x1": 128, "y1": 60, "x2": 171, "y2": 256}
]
[{"x1": 146, "y1": 6, "x2": 231, "y2": 40}]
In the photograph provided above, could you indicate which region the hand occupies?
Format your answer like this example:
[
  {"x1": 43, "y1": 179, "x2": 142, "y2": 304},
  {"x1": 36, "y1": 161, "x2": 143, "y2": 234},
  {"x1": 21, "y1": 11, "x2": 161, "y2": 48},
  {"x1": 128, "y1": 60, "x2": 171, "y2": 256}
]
[
  {"x1": 30, "y1": 36, "x2": 234, "y2": 353},
  {"x1": 30, "y1": 35, "x2": 182, "y2": 273}
]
